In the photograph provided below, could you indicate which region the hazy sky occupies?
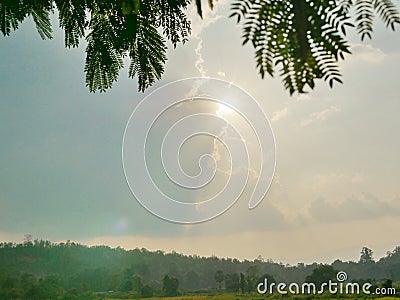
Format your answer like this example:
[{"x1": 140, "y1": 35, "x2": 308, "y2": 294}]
[{"x1": 0, "y1": 2, "x2": 399, "y2": 264}]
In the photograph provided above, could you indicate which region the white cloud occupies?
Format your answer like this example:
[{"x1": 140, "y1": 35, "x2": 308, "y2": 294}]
[
  {"x1": 301, "y1": 106, "x2": 340, "y2": 127},
  {"x1": 188, "y1": 3, "x2": 225, "y2": 38},
  {"x1": 347, "y1": 43, "x2": 387, "y2": 64},
  {"x1": 309, "y1": 193, "x2": 400, "y2": 223},
  {"x1": 309, "y1": 173, "x2": 364, "y2": 191},
  {"x1": 272, "y1": 107, "x2": 289, "y2": 122},
  {"x1": 296, "y1": 93, "x2": 311, "y2": 102},
  {"x1": 187, "y1": 1, "x2": 229, "y2": 76},
  {"x1": 217, "y1": 71, "x2": 226, "y2": 77},
  {"x1": 194, "y1": 39, "x2": 206, "y2": 76}
]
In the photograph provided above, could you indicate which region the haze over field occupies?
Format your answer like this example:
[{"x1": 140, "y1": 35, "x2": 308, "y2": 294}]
[{"x1": 0, "y1": 1, "x2": 399, "y2": 264}]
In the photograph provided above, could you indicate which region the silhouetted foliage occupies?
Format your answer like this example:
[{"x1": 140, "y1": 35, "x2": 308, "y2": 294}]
[
  {"x1": 0, "y1": 0, "x2": 190, "y2": 92},
  {"x1": 224, "y1": 273, "x2": 240, "y2": 292},
  {"x1": 214, "y1": 270, "x2": 224, "y2": 289},
  {"x1": 305, "y1": 265, "x2": 337, "y2": 287},
  {"x1": 245, "y1": 265, "x2": 259, "y2": 292},
  {"x1": 229, "y1": 0, "x2": 399, "y2": 94},
  {"x1": 360, "y1": 246, "x2": 375, "y2": 264},
  {"x1": 162, "y1": 274, "x2": 179, "y2": 296},
  {"x1": 140, "y1": 284, "x2": 154, "y2": 298},
  {"x1": 258, "y1": 273, "x2": 276, "y2": 285},
  {"x1": 239, "y1": 272, "x2": 246, "y2": 293},
  {"x1": 185, "y1": 270, "x2": 200, "y2": 290},
  {"x1": 1, "y1": 0, "x2": 399, "y2": 95}
]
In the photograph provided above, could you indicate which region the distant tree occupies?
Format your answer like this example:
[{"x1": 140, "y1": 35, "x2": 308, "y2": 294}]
[
  {"x1": 185, "y1": 270, "x2": 200, "y2": 290},
  {"x1": 140, "y1": 284, "x2": 154, "y2": 298},
  {"x1": 214, "y1": 270, "x2": 224, "y2": 289},
  {"x1": 255, "y1": 255, "x2": 265, "y2": 263},
  {"x1": 162, "y1": 274, "x2": 179, "y2": 297},
  {"x1": 167, "y1": 262, "x2": 181, "y2": 280},
  {"x1": 120, "y1": 268, "x2": 133, "y2": 292},
  {"x1": 27, "y1": 276, "x2": 63, "y2": 300},
  {"x1": 132, "y1": 274, "x2": 143, "y2": 292},
  {"x1": 258, "y1": 273, "x2": 276, "y2": 285},
  {"x1": 246, "y1": 265, "x2": 259, "y2": 292},
  {"x1": 24, "y1": 234, "x2": 33, "y2": 245},
  {"x1": 239, "y1": 272, "x2": 246, "y2": 293},
  {"x1": 392, "y1": 246, "x2": 400, "y2": 256},
  {"x1": 382, "y1": 278, "x2": 393, "y2": 289},
  {"x1": 108, "y1": 274, "x2": 120, "y2": 291},
  {"x1": 133, "y1": 263, "x2": 151, "y2": 282},
  {"x1": 305, "y1": 265, "x2": 337, "y2": 287},
  {"x1": 360, "y1": 247, "x2": 375, "y2": 264},
  {"x1": 225, "y1": 273, "x2": 240, "y2": 293}
]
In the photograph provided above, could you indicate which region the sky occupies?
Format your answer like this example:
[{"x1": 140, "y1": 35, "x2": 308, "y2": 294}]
[{"x1": 0, "y1": 2, "x2": 399, "y2": 265}]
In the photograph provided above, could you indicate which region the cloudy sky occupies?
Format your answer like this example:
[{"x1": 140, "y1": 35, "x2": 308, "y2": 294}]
[{"x1": 0, "y1": 2, "x2": 399, "y2": 265}]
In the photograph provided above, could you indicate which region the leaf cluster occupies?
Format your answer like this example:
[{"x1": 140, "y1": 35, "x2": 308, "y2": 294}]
[
  {"x1": 1, "y1": 0, "x2": 399, "y2": 94},
  {"x1": 1, "y1": 0, "x2": 191, "y2": 92},
  {"x1": 229, "y1": 0, "x2": 399, "y2": 94}
]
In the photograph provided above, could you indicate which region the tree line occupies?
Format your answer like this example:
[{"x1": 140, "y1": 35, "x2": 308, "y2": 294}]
[{"x1": 0, "y1": 239, "x2": 399, "y2": 299}]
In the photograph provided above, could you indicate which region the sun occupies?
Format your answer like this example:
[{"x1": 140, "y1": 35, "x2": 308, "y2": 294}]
[{"x1": 215, "y1": 102, "x2": 234, "y2": 117}]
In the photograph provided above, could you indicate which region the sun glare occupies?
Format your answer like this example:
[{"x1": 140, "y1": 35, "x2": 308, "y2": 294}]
[{"x1": 215, "y1": 102, "x2": 234, "y2": 117}]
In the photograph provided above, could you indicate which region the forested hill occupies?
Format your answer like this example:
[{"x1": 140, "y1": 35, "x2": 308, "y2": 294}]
[{"x1": 0, "y1": 240, "x2": 399, "y2": 292}]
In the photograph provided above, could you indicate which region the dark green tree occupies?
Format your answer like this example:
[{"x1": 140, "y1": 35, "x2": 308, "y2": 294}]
[
  {"x1": 108, "y1": 273, "x2": 120, "y2": 291},
  {"x1": 35, "y1": 276, "x2": 64, "y2": 299},
  {"x1": 214, "y1": 270, "x2": 224, "y2": 289},
  {"x1": 382, "y1": 278, "x2": 393, "y2": 289},
  {"x1": 258, "y1": 273, "x2": 276, "y2": 285},
  {"x1": 246, "y1": 265, "x2": 259, "y2": 292},
  {"x1": 120, "y1": 268, "x2": 133, "y2": 292},
  {"x1": 1, "y1": 0, "x2": 399, "y2": 95},
  {"x1": 360, "y1": 247, "x2": 375, "y2": 264},
  {"x1": 162, "y1": 274, "x2": 179, "y2": 296},
  {"x1": 133, "y1": 263, "x2": 151, "y2": 282},
  {"x1": 239, "y1": 272, "x2": 246, "y2": 293},
  {"x1": 305, "y1": 265, "x2": 338, "y2": 287},
  {"x1": 132, "y1": 274, "x2": 143, "y2": 292},
  {"x1": 185, "y1": 270, "x2": 200, "y2": 290},
  {"x1": 140, "y1": 284, "x2": 154, "y2": 298},
  {"x1": 225, "y1": 273, "x2": 240, "y2": 293}
]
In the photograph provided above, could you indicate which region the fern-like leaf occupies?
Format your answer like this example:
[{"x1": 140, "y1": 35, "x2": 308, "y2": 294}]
[
  {"x1": 231, "y1": 0, "x2": 352, "y2": 95},
  {"x1": 373, "y1": 0, "x2": 400, "y2": 30},
  {"x1": 128, "y1": 16, "x2": 167, "y2": 92},
  {"x1": 0, "y1": 0, "x2": 24, "y2": 36},
  {"x1": 55, "y1": 0, "x2": 86, "y2": 48},
  {"x1": 30, "y1": 3, "x2": 52, "y2": 40},
  {"x1": 85, "y1": 11, "x2": 123, "y2": 93}
]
